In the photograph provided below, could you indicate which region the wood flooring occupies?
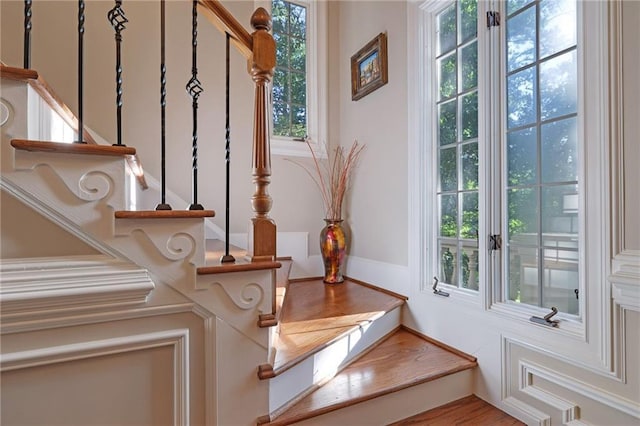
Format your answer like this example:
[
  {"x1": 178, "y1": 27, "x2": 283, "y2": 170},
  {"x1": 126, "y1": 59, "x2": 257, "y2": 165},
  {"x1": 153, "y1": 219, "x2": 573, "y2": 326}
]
[{"x1": 390, "y1": 394, "x2": 525, "y2": 426}]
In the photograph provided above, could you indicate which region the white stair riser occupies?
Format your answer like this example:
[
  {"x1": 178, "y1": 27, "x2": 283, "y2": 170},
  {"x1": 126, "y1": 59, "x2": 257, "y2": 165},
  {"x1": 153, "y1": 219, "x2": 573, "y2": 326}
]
[{"x1": 268, "y1": 306, "x2": 401, "y2": 415}]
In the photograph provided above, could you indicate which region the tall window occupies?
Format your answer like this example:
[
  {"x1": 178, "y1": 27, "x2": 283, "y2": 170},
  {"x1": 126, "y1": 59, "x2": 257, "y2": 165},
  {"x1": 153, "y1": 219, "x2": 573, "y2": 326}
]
[
  {"x1": 428, "y1": 0, "x2": 580, "y2": 316},
  {"x1": 504, "y1": 0, "x2": 578, "y2": 314},
  {"x1": 272, "y1": 0, "x2": 307, "y2": 139},
  {"x1": 435, "y1": 0, "x2": 479, "y2": 291}
]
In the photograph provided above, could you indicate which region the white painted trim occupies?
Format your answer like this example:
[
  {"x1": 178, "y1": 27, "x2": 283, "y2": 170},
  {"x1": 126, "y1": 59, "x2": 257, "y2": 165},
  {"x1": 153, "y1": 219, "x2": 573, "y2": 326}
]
[
  {"x1": 1, "y1": 329, "x2": 191, "y2": 426},
  {"x1": 519, "y1": 360, "x2": 640, "y2": 421},
  {"x1": 0, "y1": 255, "x2": 155, "y2": 319},
  {"x1": 519, "y1": 362, "x2": 580, "y2": 424},
  {"x1": 502, "y1": 396, "x2": 551, "y2": 426}
]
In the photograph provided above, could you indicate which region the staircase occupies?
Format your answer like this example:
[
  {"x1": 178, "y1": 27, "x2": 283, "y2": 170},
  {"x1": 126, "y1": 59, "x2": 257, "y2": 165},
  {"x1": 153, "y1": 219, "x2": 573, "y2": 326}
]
[
  {"x1": 1, "y1": 2, "x2": 482, "y2": 423},
  {"x1": 1, "y1": 61, "x2": 482, "y2": 424}
]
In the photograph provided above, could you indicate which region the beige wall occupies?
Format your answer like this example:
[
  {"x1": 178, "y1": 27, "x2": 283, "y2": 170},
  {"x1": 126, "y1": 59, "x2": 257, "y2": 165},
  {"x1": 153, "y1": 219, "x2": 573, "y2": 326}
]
[
  {"x1": 0, "y1": 0, "x2": 323, "y2": 244},
  {"x1": 330, "y1": 1, "x2": 408, "y2": 265},
  {"x1": 1, "y1": 190, "x2": 98, "y2": 258}
]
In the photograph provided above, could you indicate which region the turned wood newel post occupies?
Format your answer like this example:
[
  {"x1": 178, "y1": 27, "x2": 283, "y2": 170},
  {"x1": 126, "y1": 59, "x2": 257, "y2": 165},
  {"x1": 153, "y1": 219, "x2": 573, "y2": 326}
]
[{"x1": 248, "y1": 7, "x2": 276, "y2": 262}]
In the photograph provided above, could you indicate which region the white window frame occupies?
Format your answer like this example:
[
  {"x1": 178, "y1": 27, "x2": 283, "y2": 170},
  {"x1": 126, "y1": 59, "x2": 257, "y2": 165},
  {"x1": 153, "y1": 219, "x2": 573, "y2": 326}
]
[
  {"x1": 408, "y1": 0, "x2": 614, "y2": 373},
  {"x1": 257, "y1": 0, "x2": 328, "y2": 158}
]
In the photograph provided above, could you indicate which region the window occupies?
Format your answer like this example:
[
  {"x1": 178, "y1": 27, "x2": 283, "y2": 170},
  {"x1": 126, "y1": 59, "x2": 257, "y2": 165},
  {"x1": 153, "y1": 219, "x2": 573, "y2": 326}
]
[
  {"x1": 272, "y1": 0, "x2": 307, "y2": 139},
  {"x1": 503, "y1": 0, "x2": 579, "y2": 315},
  {"x1": 261, "y1": 0, "x2": 327, "y2": 157},
  {"x1": 425, "y1": 0, "x2": 581, "y2": 317},
  {"x1": 435, "y1": 0, "x2": 480, "y2": 291}
]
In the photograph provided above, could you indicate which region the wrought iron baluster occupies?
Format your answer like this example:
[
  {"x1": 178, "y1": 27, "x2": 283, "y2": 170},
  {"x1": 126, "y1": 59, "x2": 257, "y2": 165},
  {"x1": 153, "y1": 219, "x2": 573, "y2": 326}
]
[
  {"x1": 186, "y1": 0, "x2": 204, "y2": 210},
  {"x1": 108, "y1": 0, "x2": 128, "y2": 147},
  {"x1": 23, "y1": 0, "x2": 32, "y2": 69},
  {"x1": 76, "y1": 0, "x2": 86, "y2": 144},
  {"x1": 221, "y1": 32, "x2": 235, "y2": 263},
  {"x1": 156, "y1": 0, "x2": 171, "y2": 210}
]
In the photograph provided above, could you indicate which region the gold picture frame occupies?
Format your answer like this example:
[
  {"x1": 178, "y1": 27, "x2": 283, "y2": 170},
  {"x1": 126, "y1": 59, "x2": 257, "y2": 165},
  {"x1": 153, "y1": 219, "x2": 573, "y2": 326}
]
[{"x1": 351, "y1": 33, "x2": 388, "y2": 101}]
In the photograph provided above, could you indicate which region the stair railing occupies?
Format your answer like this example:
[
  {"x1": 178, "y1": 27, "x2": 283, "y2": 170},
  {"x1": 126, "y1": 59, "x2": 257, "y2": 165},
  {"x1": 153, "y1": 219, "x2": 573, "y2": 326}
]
[{"x1": 18, "y1": 0, "x2": 277, "y2": 263}]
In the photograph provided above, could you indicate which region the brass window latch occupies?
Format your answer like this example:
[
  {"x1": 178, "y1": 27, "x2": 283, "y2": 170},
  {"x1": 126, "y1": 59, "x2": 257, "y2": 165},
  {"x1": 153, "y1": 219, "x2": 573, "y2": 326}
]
[
  {"x1": 432, "y1": 276, "x2": 450, "y2": 297},
  {"x1": 530, "y1": 307, "x2": 559, "y2": 327}
]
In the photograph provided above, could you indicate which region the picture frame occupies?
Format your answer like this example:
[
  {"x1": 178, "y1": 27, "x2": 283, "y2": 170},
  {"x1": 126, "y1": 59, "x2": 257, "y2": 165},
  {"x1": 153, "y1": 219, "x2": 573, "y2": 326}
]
[{"x1": 351, "y1": 33, "x2": 388, "y2": 101}]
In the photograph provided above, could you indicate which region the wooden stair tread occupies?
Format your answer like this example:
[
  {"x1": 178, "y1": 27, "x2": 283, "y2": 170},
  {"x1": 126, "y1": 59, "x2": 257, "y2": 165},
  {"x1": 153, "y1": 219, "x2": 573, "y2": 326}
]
[
  {"x1": 198, "y1": 239, "x2": 281, "y2": 275},
  {"x1": 269, "y1": 278, "x2": 406, "y2": 375},
  {"x1": 11, "y1": 139, "x2": 136, "y2": 156},
  {"x1": 390, "y1": 394, "x2": 525, "y2": 425},
  {"x1": 265, "y1": 327, "x2": 478, "y2": 426},
  {"x1": 115, "y1": 210, "x2": 215, "y2": 219}
]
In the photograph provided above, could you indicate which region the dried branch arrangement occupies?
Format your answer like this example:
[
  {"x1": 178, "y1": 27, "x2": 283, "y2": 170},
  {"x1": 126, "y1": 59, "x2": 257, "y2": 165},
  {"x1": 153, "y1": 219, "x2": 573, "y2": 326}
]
[{"x1": 287, "y1": 139, "x2": 365, "y2": 221}]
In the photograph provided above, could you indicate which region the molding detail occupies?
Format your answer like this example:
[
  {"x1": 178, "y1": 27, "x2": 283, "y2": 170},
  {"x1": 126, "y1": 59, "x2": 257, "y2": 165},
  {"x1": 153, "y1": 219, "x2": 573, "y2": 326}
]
[
  {"x1": 0, "y1": 255, "x2": 154, "y2": 321},
  {"x1": 0, "y1": 329, "x2": 190, "y2": 426}
]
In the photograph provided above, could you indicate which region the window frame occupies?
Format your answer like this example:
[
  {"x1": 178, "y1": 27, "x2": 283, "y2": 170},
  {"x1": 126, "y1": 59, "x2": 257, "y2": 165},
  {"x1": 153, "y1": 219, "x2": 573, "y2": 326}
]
[{"x1": 258, "y1": 0, "x2": 328, "y2": 158}]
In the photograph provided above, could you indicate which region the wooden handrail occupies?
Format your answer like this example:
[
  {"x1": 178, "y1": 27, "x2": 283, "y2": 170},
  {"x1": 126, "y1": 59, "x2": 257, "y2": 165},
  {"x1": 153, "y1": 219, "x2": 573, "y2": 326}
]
[{"x1": 197, "y1": 0, "x2": 253, "y2": 59}]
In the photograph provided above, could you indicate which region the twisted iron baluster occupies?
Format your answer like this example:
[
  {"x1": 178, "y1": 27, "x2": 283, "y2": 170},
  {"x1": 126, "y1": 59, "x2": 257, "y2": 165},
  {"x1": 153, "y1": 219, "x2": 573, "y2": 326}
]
[
  {"x1": 23, "y1": 0, "x2": 32, "y2": 69},
  {"x1": 76, "y1": 0, "x2": 86, "y2": 143},
  {"x1": 186, "y1": 0, "x2": 203, "y2": 210},
  {"x1": 221, "y1": 32, "x2": 235, "y2": 263},
  {"x1": 108, "y1": 0, "x2": 128, "y2": 147},
  {"x1": 156, "y1": 0, "x2": 171, "y2": 210}
]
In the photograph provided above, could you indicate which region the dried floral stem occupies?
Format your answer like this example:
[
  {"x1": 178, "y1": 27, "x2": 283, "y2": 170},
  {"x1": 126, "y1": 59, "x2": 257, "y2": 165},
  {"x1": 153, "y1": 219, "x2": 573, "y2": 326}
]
[{"x1": 286, "y1": 139, "x2": 365, "y2": 221}]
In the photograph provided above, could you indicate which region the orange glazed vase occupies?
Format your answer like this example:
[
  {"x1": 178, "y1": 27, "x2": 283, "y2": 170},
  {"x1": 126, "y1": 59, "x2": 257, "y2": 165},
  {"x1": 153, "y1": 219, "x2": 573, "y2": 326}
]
[{"x1": 320, "y1": 219, "x2": 347, "y2": 284}]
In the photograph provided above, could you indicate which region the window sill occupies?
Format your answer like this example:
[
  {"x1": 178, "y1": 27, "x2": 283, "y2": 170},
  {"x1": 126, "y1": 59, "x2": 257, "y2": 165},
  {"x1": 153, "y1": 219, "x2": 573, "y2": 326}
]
[{"x1": 271, "y1": 136, "x2": 327, "y2": 159}]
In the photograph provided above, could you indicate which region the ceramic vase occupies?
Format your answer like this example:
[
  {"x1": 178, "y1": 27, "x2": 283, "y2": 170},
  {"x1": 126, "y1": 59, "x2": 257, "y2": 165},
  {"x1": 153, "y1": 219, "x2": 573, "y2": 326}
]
[{"x1": 320, "y1": 219, "x2": 346, "y2": 284}]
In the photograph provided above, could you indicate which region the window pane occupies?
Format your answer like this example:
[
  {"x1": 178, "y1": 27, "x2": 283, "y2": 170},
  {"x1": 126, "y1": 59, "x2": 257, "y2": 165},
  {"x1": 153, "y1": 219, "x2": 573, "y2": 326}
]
[
  {"x1": 460, "y1": 242, "x2": 479, "y2": 290},
  {"x1": 462, "y1": 192, "x2": 478, "y2": 239},
  {"x1": 507, "y1": 6, "x2": 536, "y2": 72},
  {"x1": 439, "y1": 241, "x2": 458, "y2": 285},
  {"x1": 291, "y1": 105, "x2": 306, "y2": 138},
  {"x1": 461, "y1": 142, "x2": 478, "y2": 190},
  {"x1": 507, "y1": 0, "x2": 534, "y2": 16},
  {"x1": 507, "y1": 126, "x2": 537, "y2": 186},
  {"x1": 273, "y1": 69, "x2": 289, "y2": 103},
  {"x1": 508, "y1": 187, "x2": 538, "y2": 244},
  {"x1": 542, "y1": 243, "x2": 578, "y2": 315},
  {"x1": 540, "y1": 0, "x2": 576, "y2": 59},
  {"x1": 461, "y1": 41, "x2": 478, "y2": 91},
  {"x1": 439, "y1": 100, "x2": 457, "y2": 146},
  {"x1": 461, "y1": 91, "x2": 478, "y2": 140},
  {"x1": 290, "y1": 36, "x2": 306, "y2": 71},
  {"x1": 460, "y1": 0, "x2": 477, "y2": 43},
  {"x1": 541, "y1": 117, "x2": 577, "y2": 183},
  {"x1": 439, "y1": 53, "x2": 457, "y2": 100},
  {"x1": 440, "y1": 147, "x2": 458, "y2": 192},
  {"x1": 291, "y1": 72, "x2": 306, "y2": 105},
  {"x1": 289, "y1": 2, "x2": 306, "y2": 39},
  {"x1": 438, "y1": 4, "x2": 457, "y2": 55},
  {"x1": 274, "y1": 33, "x2": 288, "y2": 68},
  {"x1": 508, "y1": 245, "x2": 539, "y2": 306},
  {"x1": 507, "y1": 66, "x2": 537, "y2": 128},
  {"x1": 542, "y1": 184, "x2": 578, "y2": 237},
  {"x1": 273, "y1": 102, "x2": 291, "y2": 136},
  {"x1": 272, "y1": 0, "x2": 288, "y2": 34},
  {"x1": 440, "y1": 194, "x2": 458, "y2": 238},
  {"x1": 540, "y1": 51, "x2": 577, "y2": 121}
]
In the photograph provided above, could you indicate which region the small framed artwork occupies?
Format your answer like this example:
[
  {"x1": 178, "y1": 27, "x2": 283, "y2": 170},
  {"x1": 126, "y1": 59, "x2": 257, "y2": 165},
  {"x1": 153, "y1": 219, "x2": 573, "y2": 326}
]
[{"x1": 351, "y1": 32, "x2": 388, "y2": 101}]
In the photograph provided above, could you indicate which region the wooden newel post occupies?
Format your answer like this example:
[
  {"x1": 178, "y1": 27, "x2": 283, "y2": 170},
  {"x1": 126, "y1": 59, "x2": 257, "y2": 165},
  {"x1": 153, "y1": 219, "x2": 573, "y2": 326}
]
[{"x1": 248, "y1": 7, "x2": 276, "y2": 262}]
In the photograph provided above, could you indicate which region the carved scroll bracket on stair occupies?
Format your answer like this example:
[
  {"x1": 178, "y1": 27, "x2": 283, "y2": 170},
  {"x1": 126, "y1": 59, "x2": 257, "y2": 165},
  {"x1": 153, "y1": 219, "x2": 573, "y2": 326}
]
[
  {"x1": 432, "y1": 277, "x2": 450, "y2": 297},
  {"x1": 530, "y1": 306, "x2": 559, "y2": 327}
]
